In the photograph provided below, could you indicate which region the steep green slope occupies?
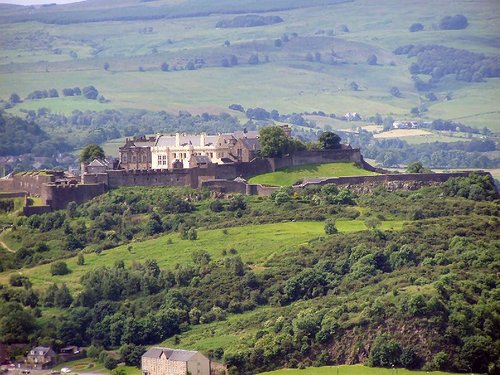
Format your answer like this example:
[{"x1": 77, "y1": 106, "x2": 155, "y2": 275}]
[{"x1": 0, "y1": 175, "x2": 497, "y2": 374}]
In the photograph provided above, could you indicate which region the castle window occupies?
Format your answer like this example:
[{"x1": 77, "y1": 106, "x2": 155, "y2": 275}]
[
  {"x1": 122, "y1": 155, "x2": 127, "y2": 163},
  {"x1": 157, "y1": 155, "x2": 161, "y2": 164},
  {"x1": 132, "y1": 155, "x2": 136, "y2": 162}
]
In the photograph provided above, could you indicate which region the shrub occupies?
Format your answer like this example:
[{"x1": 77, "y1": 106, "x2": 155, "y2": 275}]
[
  {"x1": 368, "y1": 334, "x2": 402, "y2": 367},
  {"x1": 324, "y1": 219, "x2": 337, "y2": 235},
  {"x1": 409, "y1": 23, "x2": 424, "y2": 32},
  {"x1": 50, "y1": 261, "x2": 70, "y2": 276}
]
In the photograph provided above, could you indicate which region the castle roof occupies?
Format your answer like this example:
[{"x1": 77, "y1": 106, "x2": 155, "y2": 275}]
[
  {"x1": 142, "y1": 347, "x2": 201, "y2": 362},
  {"x1": 155, "y1": 134, "x2": 218, "y2": 147}
]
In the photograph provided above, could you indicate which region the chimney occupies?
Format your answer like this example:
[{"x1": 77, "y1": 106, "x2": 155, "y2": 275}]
[
  {"x1": 200, "y1": 132, "x2": 206, "y2": 146},
  {"x1": 175, "y1": 133, "x2": 180, "y2": 147}
]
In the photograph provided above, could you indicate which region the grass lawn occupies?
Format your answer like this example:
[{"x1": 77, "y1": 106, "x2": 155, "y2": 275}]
[
  {"x1": 53, "y1": 358, "x2": 140, "y2": 375},
  {"x1": 248, "y1": 163, "x2": 378, "y2": 186},
  {"x1": 0, "y1": 219, "x2": 405, "y2": 292},
  {"x1": 258, "y1": 365, "x2": 464, "y2": 375}
]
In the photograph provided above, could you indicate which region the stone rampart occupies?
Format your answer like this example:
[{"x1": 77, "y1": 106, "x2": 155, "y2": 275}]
[
  {"x1": 299, "y1": 171, "x2": 493, "y2": 194},
  {"x1": 0, "y1": 191, "x2": 27, "y2": 199},
  {"x1": 41, "y1": 183, "x2": 106, "y2": 210},
  {"x1": 201, "y1": 171, "x2": 493, "y2": 197},
  {"x1": 23, "y1": 205, "x2": 52, "y2": 216}
]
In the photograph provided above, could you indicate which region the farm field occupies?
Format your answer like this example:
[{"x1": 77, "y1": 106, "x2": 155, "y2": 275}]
[
  {"x1": 0, "y1": 0, "x2": 498, "y2": 131},
  {"x1": 248, "y1": 162, "x2": 378, "y2": 186},
  {"x1": 0, "y1": 219, "x2": 404, "y2": 292}
]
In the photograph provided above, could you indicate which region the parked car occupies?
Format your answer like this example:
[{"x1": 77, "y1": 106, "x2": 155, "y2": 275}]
[
  {"x1": 21, "y1": 370, "x2": 30, "y2": 374},
  {"x1": 60, "y1": 368, "x2": 71, "y2": 374}
]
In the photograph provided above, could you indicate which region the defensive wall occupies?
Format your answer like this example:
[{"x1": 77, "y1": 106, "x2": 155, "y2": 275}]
[
  {"x1": 0, "y1": 148, "x2": 494, "y2": 214},
  {"x1": 41, "y1": 183, "x2": 106, "y2": 210},
  {"x1": 200, "y1": 171, "x2": 494, "y2": 196}
]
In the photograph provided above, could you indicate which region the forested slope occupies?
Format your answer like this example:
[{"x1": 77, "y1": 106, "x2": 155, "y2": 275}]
[{"x1": 0, "y1": 175, "x2": 498, "y2": 374}]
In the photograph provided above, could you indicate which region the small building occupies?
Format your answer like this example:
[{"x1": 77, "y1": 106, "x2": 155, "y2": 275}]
[
  {"x1": 189, "y1": 155, "x2": 212, "y2": 169},
  {"x1": 119, "y1": 136, "x2": 156, "y2": 171},
  {"x1": 85, "y1": 159, "x2": 110, "y2": 174},
  {"x1": 26, "y1": 347, "x2": 56, "y2": 369},
  {"x1": 141, "y1": 347, "x2": 210, "y2": 375},
  {"x1": 232, "y1": 137, "x2": 260, "y2": 162}
]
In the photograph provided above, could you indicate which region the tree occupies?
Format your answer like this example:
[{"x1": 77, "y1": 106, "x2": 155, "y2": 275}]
[
  {"x1": 50, "y1": 261, "x2": 70, "y2": 276},
  {"x1": 80, "y1": 144, "x2": 105, "y2": 163},
  {"x1": 318, "y1": 131, "x2": 341, "y2": 150},
  {"x1": 9, "y1": 93, "x2": 21, "y2": 103},
  {"x1": 209, "y1": 200, "x2": 224, "y2": 212},
  {"x1": 48, "y1": 89, "x2": 59, "y2": 98},
  {"x1": 161, "y1": 62, "x2": 169, "y2": 71},
  {"x1": 82, "y1": 85, "x2": 99, "y2": 100},
  {"x1": 62, "y1": 88, "x2": 74, "y2": 96},
  {"x1": 460, "y1": 335, "x2": 496, "y2": 373},
  {"x1": 120, "y1": 344, "x2": 146, "y2": 367},
  {"x1": 188, "y1": 228, "x2": 197, "y2": 240},
  {"x1": 406, "y1": 161, "x2": 428, "y2": 173},
  {"x1": 54, "y1": 283, "x2": 73, "y2": 308},
  {"x1": 224, "y1": 40, "x2": 230, "y2": 47},
  {"x1": 274, "y1": 39, "x2": 282, "y2": 47},
  {"x1": 0, "y1": 302, "x2": 36, "y2": 343},
  {"x1": 229, "y1": 55, "x2": 238, "y2": 66},
  {"x1": 259, "y1": 126, "x2": 292, "y2": 158},
  {"x1": 248, "y1": 54, "x2": 259, "y2": 65},
  {"x1": 439, "y1": 14, "x2": 468, "y2": 30},
  {"x1": 368, "y1": 334, "x2": 402, "y2": 367},
  {"x1": 77, "y1": 253, "x2": 85, "y2": 266},
  {"x1": 67, "y1": 201, "x2": 77, "y2": 218},
  {"x1": 349, "y1": 81, "x2": 359, "y2": 91},
  {"x1": 409, "y1": 23, "x2": 424, "y2": 32},
  {"x1": 104, "y1": 62, "x2": 110, "y2": 71},
  {"x1": 367, "y1": 54, "x2": 378, "y2": 65},
  {"x1": 324, "y1": 219, "x2": 337, "y2": 235},
  {"x1": 221, "y1": 58, "x2": 230, "y2": 68},
  {"x1": 390, "y1": 87, "x2": 402, "y2": 97}
]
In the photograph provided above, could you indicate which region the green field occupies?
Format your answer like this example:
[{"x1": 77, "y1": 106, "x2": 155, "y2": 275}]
[
  {"x1": 53, "y1": 358, "x2": 140, "y2": 375},
  {"x1": 248, "y1": 163, "x2": 378, "y2": 186},
  {"x1": 259, "y1": 365, "x2": 464, "y2": 375},
  {"x1": 0, "y1": 0, "x2": 499, "y2": 130},
  {"x1": 0, "y1": 219, "x2": 404, "y2": 291}
]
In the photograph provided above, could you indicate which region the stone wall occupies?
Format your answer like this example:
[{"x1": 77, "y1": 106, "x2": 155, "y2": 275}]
[
  {"x1": 41, "y1": 183, "x2": 106, "y2": 210},
  {"x1": 23, "y1": 205, "x2": 52, "y2": 216},
  {"x1": 201, "y1": 171, "x2": 493, "y2": 197},
  {"x1": 300, "y1": 172, "x2": 492, "y2": 193}
]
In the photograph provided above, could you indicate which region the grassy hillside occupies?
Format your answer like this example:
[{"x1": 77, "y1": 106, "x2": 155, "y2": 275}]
[
  {"x1": 0, "y1": 0, "x2": 498, "y2": 130},
  {"x1": 248, "y1": 162, "x2": 378, "y2": 186},
  {"x1": 0, "y1": 175, "x2": 497, "y2": 374},
  {"x1": 0, "y1": 219, "x2": 405, "y2": 292}
]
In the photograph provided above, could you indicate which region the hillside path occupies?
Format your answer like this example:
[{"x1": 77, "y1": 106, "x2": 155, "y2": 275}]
[{"x1": 0, "y1": 228, "x2": 15, "y2": 253}]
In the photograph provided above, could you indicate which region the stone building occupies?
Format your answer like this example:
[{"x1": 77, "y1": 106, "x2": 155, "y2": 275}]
[
  {"x1": 150, "y1": 133, "x2": 219, "y2": 169},
  {"x1": 26, "y1": 346, "x2": 56, "y2": 369},
  {"x1": 119, "y1": 136, "x2": 156, "y2": 171},
  {"x1": 141, "y1": 347, "x2": 210, "y2": 375}
]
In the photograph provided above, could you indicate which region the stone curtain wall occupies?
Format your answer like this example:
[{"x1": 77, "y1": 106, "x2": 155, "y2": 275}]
[
  {"x1": 201, "y1": 171, "x2": 493, "y2": 196},
  {"x1": 41, "y1": 183, "x2": 106, "y2": 210}
]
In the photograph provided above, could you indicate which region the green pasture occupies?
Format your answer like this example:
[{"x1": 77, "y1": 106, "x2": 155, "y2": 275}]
[
  {"x1": 248, "y1": 163, "x2": 378, "y2": 186},
  {"x1": 0, "y1": 0, "x2": 497, "y2": 130},
  {"x1": 52, "y1": 357, "x2": 140, "y2": 375},
  {"x1": 259, "y1": 365, "x2": 464, "y2": 375},
  {"x1": 0, "y1": 219, "x2": 404, "y2": 292},
  {"x1": 161, "y1": 306, "x2": 276, "y2": 352}
]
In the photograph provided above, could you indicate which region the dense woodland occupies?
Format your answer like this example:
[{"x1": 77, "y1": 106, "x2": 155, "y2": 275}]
[{"x1": 0, "y1": 175, "x2": 498, "y2": 374}]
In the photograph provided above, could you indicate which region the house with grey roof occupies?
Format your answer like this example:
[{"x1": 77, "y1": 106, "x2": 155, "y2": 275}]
[
  {"x1": 141, "y1": 347, "x2": 210, "y2": 375},
  {"x1": 26, "y1": 346, "x2": 56, "y2": 369}
]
